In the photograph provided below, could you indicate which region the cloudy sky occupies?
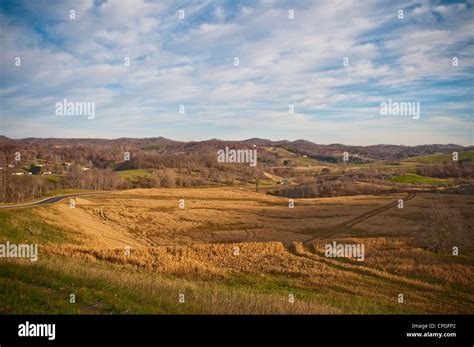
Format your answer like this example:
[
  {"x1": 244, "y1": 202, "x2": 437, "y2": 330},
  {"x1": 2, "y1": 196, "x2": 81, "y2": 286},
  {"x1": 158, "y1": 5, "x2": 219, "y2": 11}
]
[{"x1": 0, "y1": 0, "x2": 473, "y2": 145}]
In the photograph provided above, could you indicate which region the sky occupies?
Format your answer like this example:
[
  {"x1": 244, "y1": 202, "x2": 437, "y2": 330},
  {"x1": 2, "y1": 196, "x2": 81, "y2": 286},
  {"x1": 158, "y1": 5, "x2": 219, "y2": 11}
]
[{"x1": 0, "y1": 0, "x2": 473, "y2": 145}]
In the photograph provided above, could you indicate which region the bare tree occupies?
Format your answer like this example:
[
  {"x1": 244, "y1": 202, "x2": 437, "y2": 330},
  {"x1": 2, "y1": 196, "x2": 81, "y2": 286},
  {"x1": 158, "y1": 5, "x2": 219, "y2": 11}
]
[{"x1": 416, "y1": 203, "x2": 470, "y2": 252}]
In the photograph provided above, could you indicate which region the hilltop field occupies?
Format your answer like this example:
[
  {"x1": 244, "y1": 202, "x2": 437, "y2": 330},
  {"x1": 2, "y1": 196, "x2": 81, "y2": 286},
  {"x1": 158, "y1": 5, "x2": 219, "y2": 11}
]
[{"x1": 1, "y1": 187, "x2": 473, "y2": 314}]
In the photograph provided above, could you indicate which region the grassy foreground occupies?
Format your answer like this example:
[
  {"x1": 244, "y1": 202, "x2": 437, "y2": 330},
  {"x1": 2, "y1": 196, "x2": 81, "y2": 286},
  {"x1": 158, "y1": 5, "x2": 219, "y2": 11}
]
[{"x1": 3, "y1": 250, "x2": 469, "y2": 315}]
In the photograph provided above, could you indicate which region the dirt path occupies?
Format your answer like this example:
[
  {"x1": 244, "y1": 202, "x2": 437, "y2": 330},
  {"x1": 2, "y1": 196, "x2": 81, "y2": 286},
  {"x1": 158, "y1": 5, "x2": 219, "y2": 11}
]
[
  {"x1": 343, "y1": 192, "x2": 416, "y2": 228},
  {"x1": 303, "y1": 192, "x2": 417, "y2": 246}
]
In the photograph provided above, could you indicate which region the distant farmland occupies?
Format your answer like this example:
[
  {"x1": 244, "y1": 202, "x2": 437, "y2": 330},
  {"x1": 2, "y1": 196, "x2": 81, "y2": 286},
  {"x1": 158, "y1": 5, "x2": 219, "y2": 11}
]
[
  {"x1": 404, "y1": 151, "x2": 474, "y2": 164},
  {"x1": 388, "y1": 174, "x2": 450, "y2": 185}
]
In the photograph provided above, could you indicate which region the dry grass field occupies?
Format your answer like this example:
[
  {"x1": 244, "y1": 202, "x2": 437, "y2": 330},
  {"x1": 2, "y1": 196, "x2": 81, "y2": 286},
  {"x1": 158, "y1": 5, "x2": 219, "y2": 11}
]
[
  {"x1": 37, "y1": 188, "x2": 408, "y2": 246},
  {"x1": 1, "y1": 187, "x2": 473, "y2": 314}
]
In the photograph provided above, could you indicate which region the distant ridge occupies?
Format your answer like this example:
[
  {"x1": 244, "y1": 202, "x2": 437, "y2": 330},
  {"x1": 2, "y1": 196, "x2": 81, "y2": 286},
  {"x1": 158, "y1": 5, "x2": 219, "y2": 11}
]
[{"x1": 0, "y1": 135, "x2": 472, "y2": 161}]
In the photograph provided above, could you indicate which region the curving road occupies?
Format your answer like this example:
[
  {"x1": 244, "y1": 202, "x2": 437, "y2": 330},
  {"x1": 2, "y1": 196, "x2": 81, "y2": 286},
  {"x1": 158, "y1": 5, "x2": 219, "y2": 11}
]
[{"x1": 0, "y1": 193, "x2": 101, "y2": 209}]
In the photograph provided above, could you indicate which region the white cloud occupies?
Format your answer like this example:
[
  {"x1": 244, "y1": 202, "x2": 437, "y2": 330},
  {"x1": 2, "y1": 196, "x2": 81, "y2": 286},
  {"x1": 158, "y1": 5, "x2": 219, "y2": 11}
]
[{"x1": 0, "y1": 0, "x2": 472, "y2": 145}]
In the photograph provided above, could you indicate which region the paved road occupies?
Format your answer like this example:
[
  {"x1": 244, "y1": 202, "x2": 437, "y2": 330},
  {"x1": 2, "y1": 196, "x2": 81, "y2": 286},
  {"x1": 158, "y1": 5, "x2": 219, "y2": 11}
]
[{"x1": 0, "y1": 193, "x2": 99, "y2": 209}]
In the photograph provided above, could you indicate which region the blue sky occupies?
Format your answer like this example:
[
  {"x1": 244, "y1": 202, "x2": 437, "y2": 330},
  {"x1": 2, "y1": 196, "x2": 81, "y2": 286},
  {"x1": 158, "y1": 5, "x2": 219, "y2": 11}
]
[{"x1": 0, "y1": 0, "x2": 473, "y2": 145}]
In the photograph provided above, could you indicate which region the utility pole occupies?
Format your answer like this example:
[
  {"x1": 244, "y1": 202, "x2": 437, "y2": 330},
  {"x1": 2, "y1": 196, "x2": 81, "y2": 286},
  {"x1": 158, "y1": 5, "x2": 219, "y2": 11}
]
[
  {"x1": 1, "y1": 166, "x2": 5, "y2": 203},
  {"x1": 1, "y1": 154, "x2": 8, "y2": 203},
  {"x1": 254, "y1": 144, "x2": 259, "y2": 193}
]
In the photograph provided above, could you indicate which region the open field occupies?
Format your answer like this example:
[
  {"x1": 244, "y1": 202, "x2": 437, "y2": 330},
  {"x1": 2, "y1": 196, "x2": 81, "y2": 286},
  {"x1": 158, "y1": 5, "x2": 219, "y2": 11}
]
[
  {"x1": 117, "y1": 169, "x2": 151, "y2": 180},
  {"x1": 403, "y1": 151, "x2": 474, "y2": 164},
  {"x1": 35, "y1": 188, "x2": 409, "y2": 246},
  {"x1": 388, "y1": 174, "x2": 450, "y2": 186},
  {"x1": 346, "y1": 161, "x2": 419, "y2": 173},
  {"x1": 1, "y1": 187, "x2": 473, "y2": 314}
]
